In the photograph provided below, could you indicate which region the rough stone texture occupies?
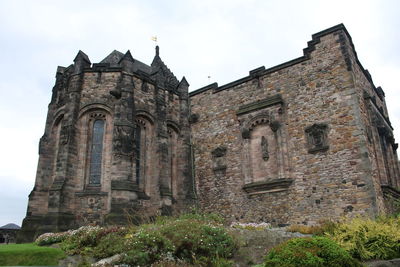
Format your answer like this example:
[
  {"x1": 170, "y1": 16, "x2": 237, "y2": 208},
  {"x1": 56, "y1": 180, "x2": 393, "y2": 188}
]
[
  {"x1": 190, "y1": 24, "x2": 400, "y2": 226},
  {"x1": 18, "y1": 47, "x2": 195, "y2": 242},
  {"x1": 18, "y1": 24, "x2": 400, "y2": 242}
]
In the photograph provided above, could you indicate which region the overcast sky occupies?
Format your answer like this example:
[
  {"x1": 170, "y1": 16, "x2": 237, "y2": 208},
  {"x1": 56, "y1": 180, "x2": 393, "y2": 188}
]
[{"x1": 0, "y1": 0, "x2": 399, "y2": 227}]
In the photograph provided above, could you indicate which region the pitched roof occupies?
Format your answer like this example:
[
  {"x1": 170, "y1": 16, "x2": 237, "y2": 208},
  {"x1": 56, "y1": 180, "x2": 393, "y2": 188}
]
[
  {"x1": 100, "y1": 50, "x2": 152, "y2": 73},
  {"x1": 0, "y1": 223, "x2": 21, "y2": 230},
  {"x1": 100, "y1": 50, "x2": 125, "y2": 67}
]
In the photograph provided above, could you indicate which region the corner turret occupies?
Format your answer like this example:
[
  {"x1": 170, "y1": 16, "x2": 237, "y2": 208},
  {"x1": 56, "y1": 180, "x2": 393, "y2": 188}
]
[{"x1": 73, "y1": 50, "x2": 91, "y2": 74}]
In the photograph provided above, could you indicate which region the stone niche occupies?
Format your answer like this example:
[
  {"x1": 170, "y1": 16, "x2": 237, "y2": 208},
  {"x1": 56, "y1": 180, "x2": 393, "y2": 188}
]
[
  {"x1": 304, "y1": 123, "x2": 329, "y2": 153},
  {"x1": 237, "y1": 94, "x2": 292, "y2": 195}
]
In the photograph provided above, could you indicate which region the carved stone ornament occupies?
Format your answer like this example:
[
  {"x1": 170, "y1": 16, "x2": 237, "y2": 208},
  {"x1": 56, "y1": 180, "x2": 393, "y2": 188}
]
[
  {"x1": 261, "y1": 136, "x2": 269, "y2": 161},
  {"x1": 305, "y1": 123, "x2": 329, "y2": 153},
  {"x1": 241, "y1": 128, "x2": 250, "y2": 139},
  {"x1": 189, "y1": 113, "x2": 199, "y2": 124},
  {"x1": 270, "y1": 121, "x2": 280, "y2": 132},
  {"x1": 113, "y1": 125, "x2": 135, "y2": 156},
  {"x1": 109, "y1": 88, "x2": 122, "y2": 99},
  {"x1": 141, "y1": 82, "x2": 149, "y2": 92},
  {"x1": 211, "y1": 146, "x2": 227, "y2": 158}
]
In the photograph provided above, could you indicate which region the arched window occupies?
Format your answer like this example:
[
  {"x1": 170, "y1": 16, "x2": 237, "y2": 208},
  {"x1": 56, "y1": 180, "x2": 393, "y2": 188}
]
[
  {"x1": 134, "y1": 112, "x2": 155, "y2": 192},
  {"x1": 167, "y1": 126, "x2": 179, "y2": 197},
  {"x1": 135, "y1": 118, "x2": 148, "y2": 186},
  {"x1": 88, "y1": 115, "x2": 106, "y2": 185},
  {"x1": 135, "y1": 125, "x2": 142, "y2": 185}
]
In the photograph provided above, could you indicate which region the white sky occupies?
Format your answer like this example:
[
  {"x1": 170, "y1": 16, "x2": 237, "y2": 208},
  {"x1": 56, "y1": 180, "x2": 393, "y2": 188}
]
[{"x1": 0, "y1": 0, "x2": 399, "y2": 227}]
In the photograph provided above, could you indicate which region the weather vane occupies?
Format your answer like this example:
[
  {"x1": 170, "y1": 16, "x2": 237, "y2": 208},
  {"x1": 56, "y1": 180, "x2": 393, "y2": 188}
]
[{"x1": 151, "y1": 36, "x2": 158, "y2": 45}]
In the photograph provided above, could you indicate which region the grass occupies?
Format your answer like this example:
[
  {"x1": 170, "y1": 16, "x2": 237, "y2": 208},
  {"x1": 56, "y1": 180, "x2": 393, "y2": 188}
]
[{"x1": 0, "y1": 243, "x2": 65, "y2": 266}]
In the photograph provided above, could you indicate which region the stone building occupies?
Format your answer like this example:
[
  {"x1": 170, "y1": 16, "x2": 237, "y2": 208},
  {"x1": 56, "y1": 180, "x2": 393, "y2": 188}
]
[{"x1": 19, "y1": 24, "x2": 400, "y2": 242}]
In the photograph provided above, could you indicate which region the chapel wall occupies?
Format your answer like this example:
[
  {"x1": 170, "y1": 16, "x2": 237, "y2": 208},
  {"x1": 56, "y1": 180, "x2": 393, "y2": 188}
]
[{"x1": 190, "y1": 26, "x2": 377, "y2": 225}]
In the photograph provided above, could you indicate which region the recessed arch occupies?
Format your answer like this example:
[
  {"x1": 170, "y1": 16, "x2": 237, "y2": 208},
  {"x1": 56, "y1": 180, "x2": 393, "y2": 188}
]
[
  {"x1": 78, "y1": 103, "x2": 113, "y2": 119},
  {"x1": 136, "y1": 110, "x2": 155, "y2": 125},
  {"x1": 167, "y1": 120, "x2": 180, "y2": 135}
]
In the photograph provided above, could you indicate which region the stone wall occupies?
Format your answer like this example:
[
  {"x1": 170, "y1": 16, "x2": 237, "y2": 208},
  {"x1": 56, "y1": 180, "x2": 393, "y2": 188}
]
[{"x1": 189, "y1": 24, "x2": 400, "y2": 225}]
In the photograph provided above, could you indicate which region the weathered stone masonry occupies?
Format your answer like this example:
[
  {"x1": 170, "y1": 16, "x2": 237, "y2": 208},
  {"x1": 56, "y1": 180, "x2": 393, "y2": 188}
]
[
  {"x1": 19, "y1": 24, "x2": 400, "y2": 242},
  {"x1": 190, "y1": 24, "x2": 400, "y2": 226},
  {"x1": 18, "y1": 47, "x2": 195, "y2": 242}
]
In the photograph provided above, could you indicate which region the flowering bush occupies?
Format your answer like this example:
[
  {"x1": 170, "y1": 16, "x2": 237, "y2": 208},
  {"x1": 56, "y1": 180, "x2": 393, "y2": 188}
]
[
  {"x1": 61, "y1": 226, "x2": 103, "y2": 255},
  {"x1": 35, "y1": 231, "x2": 70, "y2": 246},
  {"x1": 159, "y1": 219, "x2": 237, "y2": 265},
  {"x1": 118, "y1": 216, "x2": 237, "y2": 266},
  {"x1": 122, "y1": 227, "x2": 175, "y2": 266},
  {"x1": 230, "y1": 222, "x2": 271, "y2": 230},
  {"x1": 35, "y1": 213, "x2": 237, "y2": 266}
]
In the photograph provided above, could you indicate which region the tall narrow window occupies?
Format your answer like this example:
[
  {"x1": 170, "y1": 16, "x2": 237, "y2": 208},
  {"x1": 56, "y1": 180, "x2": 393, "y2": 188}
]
[
  {"x1": 135, "y1": 126, "x2": 141, "y2": 184},
  {"x1": 89, "y1": 119, "x2": 105, "y2": 185}
]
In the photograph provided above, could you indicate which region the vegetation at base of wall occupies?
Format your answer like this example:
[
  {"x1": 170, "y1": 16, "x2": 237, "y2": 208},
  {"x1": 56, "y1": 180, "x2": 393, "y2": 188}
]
[
  {"x1": 117, "y1": 216, "x2": 237, "y2": 266},
  {"x1": 0, "y1": 243, "x2": 65, "y2": 266},
  {"x1": 328, "y1": 216, "x2": 400, "y2": 260},
  {"x1": 38, "y1": 212, "x2": 236, "y2": 266},
  {"x1": 262, "y1": 236, "x2": 363, "y2": 267},
  {"x1": 286, "y1": 220, "x2": 338, "y2": 236}
]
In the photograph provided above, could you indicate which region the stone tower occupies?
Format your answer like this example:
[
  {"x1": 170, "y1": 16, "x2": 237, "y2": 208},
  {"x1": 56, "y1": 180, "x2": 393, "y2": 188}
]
[{"x1": 18, "y1": 47, "x2": 195, "y2": 242}]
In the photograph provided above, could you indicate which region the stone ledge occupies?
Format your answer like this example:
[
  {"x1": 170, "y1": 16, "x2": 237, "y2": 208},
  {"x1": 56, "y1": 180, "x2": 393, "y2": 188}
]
[
  {"x1": 111, "y1": 180, "x2": 150, "y2": 199},
  {"x1": 237, "y1": 94, "x2": 283, "y2": 116},
  {"x1": 308, "y1": 145, "x2": 329, "y2": 154},
  {"x1": 75, "y1": 191, "x2": 108, "y2": 197},
  {"x1": 243, "y1": 178, "x2": 293, "y2": 195}
]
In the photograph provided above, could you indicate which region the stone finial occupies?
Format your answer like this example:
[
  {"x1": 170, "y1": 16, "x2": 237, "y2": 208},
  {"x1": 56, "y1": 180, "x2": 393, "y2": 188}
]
[
  {"x1": 179, "y1": 76, "x2": 189, "y2": 87},
  {"x1": 156, "y1": 45, "x2": 160, "y2": 57}
]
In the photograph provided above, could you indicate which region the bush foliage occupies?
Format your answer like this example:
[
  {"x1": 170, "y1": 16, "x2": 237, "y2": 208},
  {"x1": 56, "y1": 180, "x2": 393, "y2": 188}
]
[
  {"x1": 120, "y1": 216, "x2": 236, "y2": 266},
  {"x1": 286, "y1": 220, "x2": 338, "y2": 236},
  {"x1": 35, "y1": 213, "x2": 236, "y2": 266},
  {"x1": 263, "y1": 236, "x2": 363, "y2": 267},
  {"x1": 328, "y1": 216, "x2": 400, "y2": 260}
]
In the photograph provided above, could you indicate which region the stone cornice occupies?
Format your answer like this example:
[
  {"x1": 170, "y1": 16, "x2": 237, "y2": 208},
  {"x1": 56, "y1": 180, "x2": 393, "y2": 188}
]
[{"x1": 236, "y1": 94, "x2": 283, "y2": 116}]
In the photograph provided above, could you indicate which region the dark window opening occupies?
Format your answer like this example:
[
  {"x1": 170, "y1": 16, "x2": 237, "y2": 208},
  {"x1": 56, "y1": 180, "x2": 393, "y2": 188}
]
[
  {"x1": 135, "y1": 126, "x2": 141, "y2": 184},
  {"x1": 89, "y1": 119, "x2": 105, "y2": 185}
]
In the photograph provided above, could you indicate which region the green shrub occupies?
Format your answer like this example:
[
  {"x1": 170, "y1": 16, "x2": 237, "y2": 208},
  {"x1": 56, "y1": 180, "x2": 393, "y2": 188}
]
[
  {"x1": 263, "y1": 236, "x2": 362, "y2": 267},
  {"x1": 287, "y1": 220, "x2": 338, "y2": 236},
  {"x1": 118, "y1": 217, "x2": 236, "y2": 266},
  {"x1": 121, "y1": 227, "x2": 175, "y2": 266},
  {"x1": 61, "y1": 226, "x2": 103, "y2": 255},
  {"x1": 92, "y1": 228, "x2": 127, "y2": 259},
  {"x1": 328, "y1": 217, "x2": 400, "y2": 260},
  {"x1": 159, "y1": 219, "x2": 236, "y2": 265}
]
